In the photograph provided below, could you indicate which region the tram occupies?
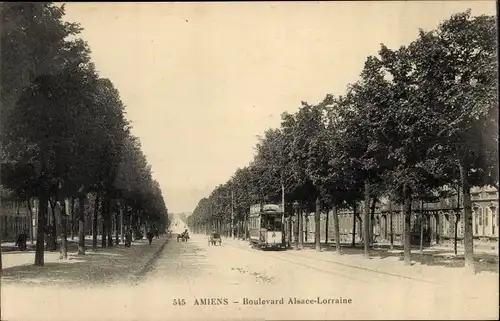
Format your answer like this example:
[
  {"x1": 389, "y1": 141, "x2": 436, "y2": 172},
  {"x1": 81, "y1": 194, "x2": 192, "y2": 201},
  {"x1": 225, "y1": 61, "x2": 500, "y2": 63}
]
[{"x1": 248, "y1": 204, "x2": 286, "y2": 250}]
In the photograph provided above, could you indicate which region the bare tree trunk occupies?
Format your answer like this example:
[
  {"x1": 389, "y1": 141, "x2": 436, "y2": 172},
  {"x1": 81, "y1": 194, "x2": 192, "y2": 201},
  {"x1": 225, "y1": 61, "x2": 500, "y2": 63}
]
[
  {"x1": 59, "y1": 200, "x2": 68, "y2": 260},
  {"x1": 120, "y1": 206, "x2": 124, "y2": 244},
  {"x1": 115, "y1": 213, "x2": 120, "y2": 245},
  {"x1": 304, "y1": 213, "x2": 309, "y2": 243},
  {"x1": 324, "y1": 206, "x2": 329, "y2": 245},
  {"x1": 101, "y1": 195, "x2": 107, "y2": 248},
  {"x1": 298, "y1": 208, "x2": 304, "y2": 248},
  {"x1": 359, "y1": 212, "x2": 363, "y2": 244},
  {"x1": 237, "y1": 213, "x2": 241, "y2": 240},
  {"x1": 315, "y1": 197, "x2": 321, "y2": 252},
  {"x1": 107, "y1": 197, "x2": 113, "y2": 247},
  {"x1": 363, "y1": 181, "x2": 370, "y2": 258},
  {"x1": 92, "y1": 192, "x2": 100, "y2": 250},
  {"x1": 403, "y1": 183, "x2": 412, "y2": 266},
  {"x1": 333, "y1": 206, "x2": 341, "y2": 255},
  {"x1": 78, "y1": 195, "x2": 86, "y2": 255},
  {"x1": 389, "y1": 200, "x2": 394, "y2": 250},
  {"x1": 454, "y1": 184, "x2": 460, "y2": 255},
  {"x1": 459, "y1": 160, "x2": 474, "y2": 273},
  {"x1": 369, "y1": 198, "x2": 377, "y2": 247},
  {"x1": 294, "y1": 204, "x2": 299, "y2": 250},
  {"x1": 27, "y1": 198, "x2": 34, "y2": 244},
  {"x1": 352, "y1": 202, "x2": 357, "y2": 247},
  {"x1": 34, "y1": 193, "x2": 48, "y2": 266},
  {"x1": 244, "y1": 215, "x2": 248, "y2": 239},
  {"x1": 50, "y1": 199, "x2": 57, "y2": 251},
  {"x1": 71, "y1": 197, "x2": 75, "y2": 240},
  {"x1": 420, "y1": 200, "x2": 424, "y2": 254}
]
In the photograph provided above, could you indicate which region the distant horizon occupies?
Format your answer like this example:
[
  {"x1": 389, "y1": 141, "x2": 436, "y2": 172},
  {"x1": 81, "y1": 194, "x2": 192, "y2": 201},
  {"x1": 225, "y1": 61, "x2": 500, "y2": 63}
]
[{"x1": 63, "y1": 2, "x2": 496, "y2": 213}]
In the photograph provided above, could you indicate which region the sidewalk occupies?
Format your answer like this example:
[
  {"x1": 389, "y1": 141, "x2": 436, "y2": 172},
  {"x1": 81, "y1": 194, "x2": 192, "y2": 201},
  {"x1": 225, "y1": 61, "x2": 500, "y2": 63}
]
[
  {"x1": 289, "y1": 240, "x2": 498, "y2": 265},
  {"x1": 1, "y1": 235, "x2": 169, "y2": 288},
  {"x1": 219, "y1": 235, "x2": 499, "y2": 279}
]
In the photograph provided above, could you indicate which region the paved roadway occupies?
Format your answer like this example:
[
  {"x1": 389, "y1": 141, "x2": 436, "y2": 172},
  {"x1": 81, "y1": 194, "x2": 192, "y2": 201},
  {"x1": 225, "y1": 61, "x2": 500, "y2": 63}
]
[
  {"x1": 3, "y1": 233, "x2": 498, "y2": 321},
  {"x1": 136, "y1": 233, "x2": 498, "y2": 321}
]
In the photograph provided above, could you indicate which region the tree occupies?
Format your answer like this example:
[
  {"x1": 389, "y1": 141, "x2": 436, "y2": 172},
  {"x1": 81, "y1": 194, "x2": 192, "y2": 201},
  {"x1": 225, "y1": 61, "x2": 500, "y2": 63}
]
[
  {"x1": 395, "y1": 11, "x2": 497, "y2": 271},
  {"x1": 189, "y1": 10, "x2": 497, "y2": 275},
  {"x1": 1, "y1": 2, "x2": 92, "y2": 265},
  {"x1": 114, "y1": 135, "x2": 168, "y2": 239},
  {"x1": 1, "y1": 3, "x2": 169, "y2": 267}
]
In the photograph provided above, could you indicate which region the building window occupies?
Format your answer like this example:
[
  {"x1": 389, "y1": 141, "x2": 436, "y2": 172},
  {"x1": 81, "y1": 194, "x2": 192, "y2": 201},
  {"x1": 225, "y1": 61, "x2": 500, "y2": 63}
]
[
  {"x1": 492, "y1": 211, "x2": 496, "y2": 236},
  {"x1": 474, "y1": 207, "x2": 482, "y2": 235},
  {"x1": 443, "y1": 214, "x2": 449, "y2": 235}
]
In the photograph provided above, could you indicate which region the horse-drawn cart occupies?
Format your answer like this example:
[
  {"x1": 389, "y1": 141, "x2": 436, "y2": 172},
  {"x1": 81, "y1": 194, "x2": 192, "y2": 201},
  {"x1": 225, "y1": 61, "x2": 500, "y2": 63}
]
[
  {"x1": 208, "y1": 233, "x2": 222, "y2": 246},
  {"x1": 177, "y1": 230, "x2": 189, "y2": 242}
]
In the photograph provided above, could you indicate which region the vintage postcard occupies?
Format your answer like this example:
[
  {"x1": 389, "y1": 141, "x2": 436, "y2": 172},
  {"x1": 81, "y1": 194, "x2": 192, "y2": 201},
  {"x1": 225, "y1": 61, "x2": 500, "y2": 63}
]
[{"x1": 0, "y1": 1, "x2": 498, "y2": 320}]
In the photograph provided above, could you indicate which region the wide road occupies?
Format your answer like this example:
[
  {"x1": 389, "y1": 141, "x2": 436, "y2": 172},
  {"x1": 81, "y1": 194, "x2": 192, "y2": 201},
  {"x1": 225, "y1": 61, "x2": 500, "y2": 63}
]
[
  {"x1": 3, "y1": 233, "x2": 497, "y2": 321},
  {"x1": 136, "y1": 233, "x2": 498, "y2": 321}
]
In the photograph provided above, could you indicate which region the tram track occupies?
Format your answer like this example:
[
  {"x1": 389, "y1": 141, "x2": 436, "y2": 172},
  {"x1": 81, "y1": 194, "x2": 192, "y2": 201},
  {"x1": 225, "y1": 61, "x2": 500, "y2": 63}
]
[
  {"x1": 222, "y1": 241, "x2": 371, "y2": 283},
  {"x1": 282, "y1": 249, "x2": 438, "y2": 284},
  {"x1": 223, "y1": 240, "x2": 438, "y2": 285}
]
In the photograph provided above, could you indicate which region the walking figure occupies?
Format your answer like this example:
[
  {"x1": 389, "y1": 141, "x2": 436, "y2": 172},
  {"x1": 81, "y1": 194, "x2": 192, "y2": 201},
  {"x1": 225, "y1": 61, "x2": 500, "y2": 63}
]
[
  {"x1": 125, "y1": 228, "x2": 132, "y2": 247},
  {"x1": 147, "y1": 229, "x2": 154, "y2": 245},
  {"x1": 16, "y1": 230, "x2": 28, "y2": 251}
]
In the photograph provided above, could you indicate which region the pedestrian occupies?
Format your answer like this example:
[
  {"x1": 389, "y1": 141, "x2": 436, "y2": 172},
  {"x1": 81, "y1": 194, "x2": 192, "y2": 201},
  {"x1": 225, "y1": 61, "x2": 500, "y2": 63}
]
[
  {"x1": 147, "y1": 229, "x2": 154, "y2": 245},
  {"x1": 16, "y1": 230, "x2": 28, "y2": 251},
  {"x1": 155, "y1": 228, "x2": 159, "y2": 239},
  {"x1": 125, "y1": 228, "x2": 132, "y2": 247}
]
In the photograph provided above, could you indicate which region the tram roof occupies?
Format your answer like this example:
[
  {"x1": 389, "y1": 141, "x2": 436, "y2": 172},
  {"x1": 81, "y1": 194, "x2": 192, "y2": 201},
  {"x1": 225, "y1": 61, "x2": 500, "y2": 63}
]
[
  {"x1": 250, "y1": 203, "x2": 282, "y2": 213},
  {"x1": 249, "y1": 210, "x2": 284, "y2": 216}
]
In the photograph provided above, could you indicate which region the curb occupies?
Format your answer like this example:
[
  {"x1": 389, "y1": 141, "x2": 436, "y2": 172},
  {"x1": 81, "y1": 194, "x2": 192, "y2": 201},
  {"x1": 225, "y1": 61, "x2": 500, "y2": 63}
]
[{"x1": 134, "y1": 235, "x2": 170, "y2": 280}]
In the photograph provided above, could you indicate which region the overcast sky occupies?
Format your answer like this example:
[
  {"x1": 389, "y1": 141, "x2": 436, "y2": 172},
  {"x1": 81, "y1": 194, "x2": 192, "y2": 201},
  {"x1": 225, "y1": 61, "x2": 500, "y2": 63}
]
[{"x1": 63, "y1": 1, "x2": 496, "y2": 213}]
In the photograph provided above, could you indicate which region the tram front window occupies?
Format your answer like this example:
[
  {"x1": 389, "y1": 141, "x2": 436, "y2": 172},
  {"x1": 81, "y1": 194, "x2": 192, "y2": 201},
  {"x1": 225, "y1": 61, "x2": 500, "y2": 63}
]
[{"x1": 263, "y1": 215, "x2": 282, "y2": 231}]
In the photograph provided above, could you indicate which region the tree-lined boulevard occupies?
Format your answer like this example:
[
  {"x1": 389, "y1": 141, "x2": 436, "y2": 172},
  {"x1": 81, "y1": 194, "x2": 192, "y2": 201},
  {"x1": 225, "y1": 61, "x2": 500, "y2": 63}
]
[
  {"x1": 1, "y1": 229, "x2": 498, "y2": 321},
  {"x1": 1, "y1": 3, "x2": 169, "y2": 268},
  {"x1": 188, "y1": 9, "x2": 498, "y2": 274},
  {"x1": 0, "y1": 3, "x2": 498, "y2": 321}
]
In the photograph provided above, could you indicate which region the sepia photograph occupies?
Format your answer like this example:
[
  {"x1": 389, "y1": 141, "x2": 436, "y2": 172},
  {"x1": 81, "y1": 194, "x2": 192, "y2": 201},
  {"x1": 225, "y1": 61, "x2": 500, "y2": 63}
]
[{"x1": 0, "y1": 1, "x2": 498, "y2": 320}]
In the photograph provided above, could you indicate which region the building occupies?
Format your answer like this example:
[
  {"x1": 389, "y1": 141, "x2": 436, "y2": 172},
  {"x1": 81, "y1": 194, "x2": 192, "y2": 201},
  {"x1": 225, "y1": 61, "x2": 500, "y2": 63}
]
[
  {"x1": 299, "y1": 186, "x2": 498, "y2": 246},
  {"x1": 0, "y1": 192, "x2": 31, "y2": 242}
]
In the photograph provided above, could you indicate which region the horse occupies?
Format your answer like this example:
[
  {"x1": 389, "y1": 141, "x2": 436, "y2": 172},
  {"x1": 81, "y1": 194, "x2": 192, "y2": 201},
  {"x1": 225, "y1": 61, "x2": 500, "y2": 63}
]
[{"x1": 177, "y1": 231, "x2": 190, "y2": 242}]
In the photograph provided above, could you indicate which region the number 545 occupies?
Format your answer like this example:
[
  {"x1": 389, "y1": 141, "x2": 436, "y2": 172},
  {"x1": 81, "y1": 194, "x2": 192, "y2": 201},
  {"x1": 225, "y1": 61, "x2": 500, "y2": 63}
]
[{"x1": 173, "y1": 299, "x2": 186, "y2": 306}]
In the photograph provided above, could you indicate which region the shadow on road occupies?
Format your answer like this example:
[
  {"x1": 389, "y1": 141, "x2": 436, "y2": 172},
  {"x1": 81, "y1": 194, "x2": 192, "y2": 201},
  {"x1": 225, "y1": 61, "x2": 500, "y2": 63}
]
[
  {"x1": 1, "y1": 239, "x2": 164, "y2": 287},
  {"x1": 297, "y1": 242, "x2": 499, "y2": 274}
]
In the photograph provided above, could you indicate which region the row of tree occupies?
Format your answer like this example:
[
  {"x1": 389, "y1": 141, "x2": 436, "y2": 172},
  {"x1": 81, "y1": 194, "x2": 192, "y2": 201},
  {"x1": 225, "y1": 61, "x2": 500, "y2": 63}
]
[
  {"x1": 188, "y1": 10, "x2": 498, "y2": 272},
  {"x1": 0, "y1": 3, "x2": 169, "y2": 267}
]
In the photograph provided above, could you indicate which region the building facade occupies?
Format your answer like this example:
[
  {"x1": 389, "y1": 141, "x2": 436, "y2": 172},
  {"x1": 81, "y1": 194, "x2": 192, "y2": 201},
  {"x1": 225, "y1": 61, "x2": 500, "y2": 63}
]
[
  {"x1": 297, "y1": 186, "x2": 498, "y2": 246},
  {"x1": 0, "y1": 198, "x2": 31, "y2": 241}
]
